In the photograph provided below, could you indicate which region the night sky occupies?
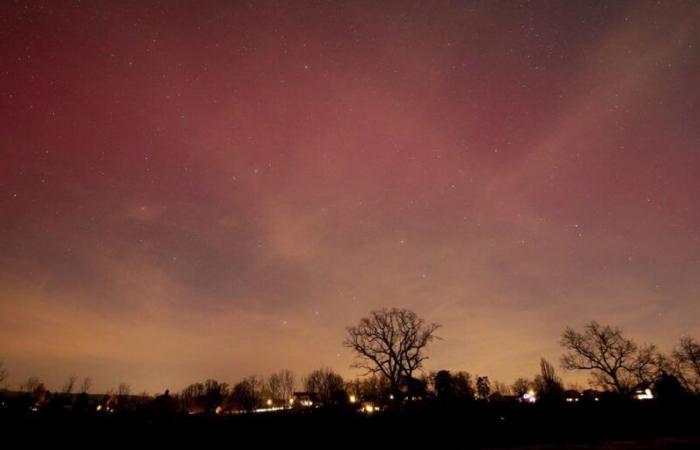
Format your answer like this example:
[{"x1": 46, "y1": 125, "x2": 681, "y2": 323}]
[{"x1": 1, "y1": 1, "x2": 699, "y2": 394}]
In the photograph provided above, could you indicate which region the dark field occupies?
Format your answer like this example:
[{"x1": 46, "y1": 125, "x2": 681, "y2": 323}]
[{"x1": 3, "y1": 399, "x2": 700, "y2": 449}]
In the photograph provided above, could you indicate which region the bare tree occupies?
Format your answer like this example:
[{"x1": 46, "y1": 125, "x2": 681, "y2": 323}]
[
  {"x1": 21, "y1": 376, "x2": 47, "y2": 405},
  {"x1": 432, "y1": 370, "x2": 475, "y2": 401},
  {"x1": 476, "y1": 376, "x2": 490, "y2": 400},
  {"x1": 304, "y1": 368, "x2": 346, "y2": 405},
  {"x1": 267, "y1": 372, "x2": 283, "y2": 406},
  {"x1": 228, "y1": 375, "x2": 262, "y2": 412},
  {"x1": 21, "y1": 376, "x2": 43, "y2": 393},
  {"x1": 180, "y1": 382, "x2": 205, "y2": 412},
  {"x1": 62, "y1": 375, "x2": 77, "y2": 395},
  {"x1": 80, "y1": 377, "x2": 92, "y2": 394},
  {"x1": 280, "y1": 369, "x2": 295, "y2": 402},
  {"x1": 264, "y1": 370, "x2": 295, "y2": 407},
  {"x1": 452, "y1": 372, "x2": 475, "y2": 400},
  {"x1": 672, "y1": 336, "x2": 700, "y2": 393},
  {"x1": 117, "y1": 382, "x2": 131, "y2": 397},
  {"x1": 344, "y1": 308, "x2": 440, "y2": 398},
  {"x1": 245, "y1": 375, "x2": 263, "y2": 401},
  {"x1": 560, "y1": 321, "x2": 658, "y2": 394},
  {"x1": 230, "y1": 378, "x2": 257, "y2": 412},
  {"x1": 432, "y1": 370, "x2": 455, "y2": 399},
  {"x1": 203, "y1": 379, "x2": 229, "y2": 413},
  {"x1": 534, "y1": 358, "x2": 564, "y2": 400},
  {"x1": 357, "y1": 374, "x2": 392, "y2": 404},
  {"x1": 511, "y1": 377, "x2": 532, "y2": 397},
  {"x1": 491, "y1": 380, "x2": 511, "y2": 396}
]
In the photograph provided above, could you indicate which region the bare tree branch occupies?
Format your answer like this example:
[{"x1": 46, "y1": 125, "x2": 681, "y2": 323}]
[
  {"x1": 344, "y1": 308, "x2": 440, "y2": 398},
  {"x1": 672, "y1": 336, "x2": 700, "y2": 393},
  {"x1": 560, "y1": 321, "x2": 659, "y2": 394}
]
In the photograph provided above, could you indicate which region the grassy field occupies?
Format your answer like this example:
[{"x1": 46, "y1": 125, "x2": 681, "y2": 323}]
[{"x1": 486, "y1": 438, "x2": 700, "y2": 450}]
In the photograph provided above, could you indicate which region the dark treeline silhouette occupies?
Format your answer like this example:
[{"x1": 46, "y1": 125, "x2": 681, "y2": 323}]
[{"x1": 2, "y1": 310, "x2": 700, "y2": 448}]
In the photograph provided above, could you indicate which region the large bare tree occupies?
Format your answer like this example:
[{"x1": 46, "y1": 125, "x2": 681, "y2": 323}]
[
  {"x1": 560, "y1": 321, "x2": 658, "y2": 394},
  {"x1": 672, "y1": 336, "x2": 700, "y2": 393},
  {"x1": 344, "y1": 308, "x2": 440, "y2": 398}
]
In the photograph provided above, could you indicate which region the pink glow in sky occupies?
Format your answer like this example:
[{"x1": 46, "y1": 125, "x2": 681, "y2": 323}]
[{"x1": 1, "y1": 1, "x2": 699, "y2": 393}]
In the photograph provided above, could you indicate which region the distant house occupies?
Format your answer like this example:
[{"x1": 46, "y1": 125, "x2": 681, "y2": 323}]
[
  {"x1": 564, "y1": 390, "x2": 582, "y2": 403},
  {"x1": 292, "y1": 392, "x2": 319, "y2": 407},
  {"x1": 581, "y1": 389, "x2": 602, "y2": 402},
  {"x1": 634, "y1": 388, "x2": 654, "y2": 400}
]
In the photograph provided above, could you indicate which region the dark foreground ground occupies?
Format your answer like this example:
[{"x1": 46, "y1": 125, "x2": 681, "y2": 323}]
[{"x1": 2, "y1": 399, "x2": 700, "y2": 449}]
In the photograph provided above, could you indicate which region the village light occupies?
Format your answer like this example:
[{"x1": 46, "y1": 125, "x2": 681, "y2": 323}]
[
  {"x1": 289, "y1": 398, "x2": 294, "y2": 405},
  {"x1": 349, "y1": 395, "x2": 357, "y2": 403},
  {"x1": 266, "y1": 399, "x2": 273, "y2": 406},
  {"x1": 522, "y1": 390, "x2": 536, "y2": 403},
  {"x1": 635, "y1": 389, "x2": 653, "y2": 400}
]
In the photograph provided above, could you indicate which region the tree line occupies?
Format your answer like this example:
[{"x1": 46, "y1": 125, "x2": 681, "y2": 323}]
[
  {"x1": 1, "y1": 309, "x2": 699, "y2": 415},
  {"x1": 344, "y1": 309, "x2": 700, "y2": 400}
]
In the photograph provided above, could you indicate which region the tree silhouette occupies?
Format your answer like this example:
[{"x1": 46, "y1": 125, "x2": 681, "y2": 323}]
[
  {"x1": 344, "y1": 308, "x2": 440, "y2": 399},
  {"x1": 431, "y1": 370, "x2": 474, "y2": 402},
  {"x1": 672, "y1": 336, "x2": 700, "y2": 393},
  {"x1": 267, "y1": 372, "x2": 283, "y2": 406},
  {"x1": 180, "y1": 382, "x2": 205, "y2": 412},
  {"x1": 116, "y1": 382, "x2": 132, "y2": 411},
  {"x1": 452, "y1": 372, "x2": 475, "y2": 400},
  {"x1": 80, "y1": 377, "x2": 92, "y2": 394},
  {"x1": 20, "y1": 376, "x2": 47, "y2": 407},
  {"x1": 654, "y1": 371, "x2": 688, "y2": 400},
  {"x1": 304, "y1": 368, "x2": 346, "y2": 405},
  {"x1": 230, "y1": 376, "x2": 261, "y2": 412},
  {"x1": 202, "y1": 379, "x2": 229, "y2": 413},
  {"x1": 511, "y1": 377, "x2": 532, "y2": 397},
  {"x1": 356, "y1": 375, "x2": 391, "y2": 404},
  {"x1": 266, "y1": 369, "x2": 296, "y2": 407},
  {"x1": 433, "y1": 370, "x2": 455, "y2": 400},
  {"x1": 534, "y1": 358, "x2": 564, "y2": 401},
  {"x1": 476, "y1": 376, "x2": 490, "y2": 400},
  {"x1": 62, "y1": 375, "x2": 77, "y2": 395},
  {"x1": 560, "y1": 321, "x2": 658, "y2": 394},
  {"x1": 117, "y1": 382, "x2": 131, "y2": 397},
  {"x1": 280, "y1": 369, "x2": 295, "y2": 404},
  {"x1": 21, "y1": 376, "x2": 43, "y2": 393},
  {"x1": 491, "y1": 380, "x2": 511, "y2": 397}
]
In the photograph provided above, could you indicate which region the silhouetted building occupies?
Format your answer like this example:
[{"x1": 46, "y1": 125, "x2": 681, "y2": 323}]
[{"x1": 292, "y1": 392, "x2": 319, "y2": 407}]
